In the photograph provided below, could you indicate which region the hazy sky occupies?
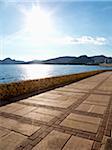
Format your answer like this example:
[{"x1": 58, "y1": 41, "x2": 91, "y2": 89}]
[{"x1": 0, "y1": 0, "x2": 112, "y2": 60}]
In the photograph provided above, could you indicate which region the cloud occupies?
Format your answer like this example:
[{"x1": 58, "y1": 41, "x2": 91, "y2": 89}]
[
  {"x1": 52, "y1": 36, "x2": 106, "y2": 45},
  {"x1": 69, "y1": 36, "x2": 106, "y2": 45}
]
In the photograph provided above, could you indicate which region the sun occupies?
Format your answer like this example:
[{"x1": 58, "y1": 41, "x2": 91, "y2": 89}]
[{"x1": 24, "y1": 5, "x2": 54, "y2": 36}]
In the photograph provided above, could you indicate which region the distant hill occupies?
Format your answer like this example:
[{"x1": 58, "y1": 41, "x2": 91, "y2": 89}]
[
  {"x1": 0, "y1": 55, "x2": 112, "y2": 65},
  {"x1": 90, "y1": 55, "x2": 112, "y2": 64},
  {"x1": 43, "y1": 56, "x2": 76, "y2": 64},
  {"x1": 26, "y1": 60, "x2": 43, "y2": 64},
  {"x1": 0, "y1": 58, "x2": 25, "y2": 64},
  {"x1": 70, "y1": 55, "x2": 94, "y2": 64},
  {"x1": 0, "y1": 58, "x2": 42, "y2": 64},
  {"x1": 43, "y1": 55, "x2": 112, "y2": 64}
]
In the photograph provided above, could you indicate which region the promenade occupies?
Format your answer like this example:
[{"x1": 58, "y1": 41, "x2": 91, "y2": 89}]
[{"x1": 0, "y1": 71, "x2": 112, "y2": 150}]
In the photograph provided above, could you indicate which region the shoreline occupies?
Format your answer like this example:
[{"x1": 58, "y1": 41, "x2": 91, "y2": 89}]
[
  {"x1": 0, "y1": 70, "x2": 111, "y2": 105},
  {"x1": 99, "y1": 63, "x2": 112, "y2": 67}
]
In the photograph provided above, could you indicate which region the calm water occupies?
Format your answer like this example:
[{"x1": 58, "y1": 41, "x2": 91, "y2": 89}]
[{"x1": 0, "y1": 64, "x2": 112, "y2": 83}]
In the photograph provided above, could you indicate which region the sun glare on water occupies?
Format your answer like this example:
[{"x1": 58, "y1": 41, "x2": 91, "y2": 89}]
[{"x1": 24, "y1": 5, "x2": 54, "y2": 36}]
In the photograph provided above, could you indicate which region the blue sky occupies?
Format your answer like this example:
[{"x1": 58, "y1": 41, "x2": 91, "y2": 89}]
[{"x1": 0, "y1": 0, "x2": 112, "y2": 60}]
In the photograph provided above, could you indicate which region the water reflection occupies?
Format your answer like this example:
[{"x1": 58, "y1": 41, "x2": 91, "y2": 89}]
[{"x1": 21, "y1": 64, "x2": 54, "y2": 80}]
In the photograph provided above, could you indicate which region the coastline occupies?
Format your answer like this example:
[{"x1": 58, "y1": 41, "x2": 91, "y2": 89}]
[
  {"x1": 0, "y1": 70, "x2": 110, "y2": 105},
  {"x1": 99, "y1": 63, "x2": 112, "y2": 67}
]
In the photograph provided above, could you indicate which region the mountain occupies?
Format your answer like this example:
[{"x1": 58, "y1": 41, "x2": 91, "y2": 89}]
[
  {"x1": 43, "y1": 56, "x2": 76, "y2": 64},
  {"x1": 70, "y1": 55, "x2": 94, "y2": 64},
  {"x1": 0, "y1": 58, "x2": 25, "y2": 64},
  {"x1": 91, "y1": 55, "x2": 112, "y2": 64},
  {"x1": 43, "y1": 55, "x2": 112, "y2": 64},
  {"x1": 0, "y1": 55, "x2": 112, "y2": 64},
  {"x1": 26, "y1": 60, "x2": 43, "y2": 64}
]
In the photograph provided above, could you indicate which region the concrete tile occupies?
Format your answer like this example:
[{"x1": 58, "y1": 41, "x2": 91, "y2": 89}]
[
  {"x1": 67, "y1": 113, "x2": 101, "y2": 125},
  {"x1": 34, "y1": 107, "x2": 62, "y2": 117},
  {"x1": 76, "y1": 104, "x2": 106, "y2": 114},
  {"x1": 98, "y1": 84, "x2": 112, "y2": 92},
  {"x1": 30, "y1": 97, "x2": 66, "y2": 103},
  {"x1": 86, "y1": 94, "x2": 110, "y2": 103},
  {"x1": 83, "y1": 94, "x2": 110, "y2": 107},
  {"x1": 21, "y1": 99, "x2": 62, "y2": 107},
  {"x1": 60, "y1": 99, "x2": 77, "y2": 108},
  {"x1": 0, "y1": 103, "x2": 25, "y2": 113},
  {"x1": 60, "y1": 113, "x2": 101, "y2": 133},
  {"x1": 76, "y1": 103, "x2": 93, "y2": 112},
  {"x1": 13, "y1": 123, "x2": 40, "y2": 136},
  {"x1": 25, "y1": 111, "x2": 54, "y2": 122},
  {"x1": 32, "y1": 130, "x2": 70, "y2": 150},
  {"x1": 60, "y1": 118, "x2": 99, "y2": 133},
  {"x1": 63, "y1": 136, "x2": 93, "y2": 150},
  {"x1": 0, "y1": 131, "x2": 26, "y2": 150},
  {"x1": 34, "y1": 93, "x2": 61, "y2": 99},
  {"x1": 0, "y1": 116, "x2": 40, "y2": 136},
  {"x1": 56, "y1": 87, "x2": 88, "y2": 93},
  {"x1": 69, "y1": 83, "x2": 96, "y2": 90},
  {"x1": 78, "y1": 80, "x2": 101, "y2": 85},
  {"x1": 90, "y1": 105, "x2": 106, "y2": 114},
  {"x1": 12, "y1": 106, "x2": 36, "y2": 116},
  {"x1": 83, "y1": 101, "x2": 108, "y2": 107},
  {"x1": 48, "y1": 90, "x2": 77, "y2": 97}
]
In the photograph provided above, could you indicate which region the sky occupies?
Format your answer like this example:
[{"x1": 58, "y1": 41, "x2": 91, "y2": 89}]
[{"x1": 0, "y1": 0, "x2": 112, "y2": 60}]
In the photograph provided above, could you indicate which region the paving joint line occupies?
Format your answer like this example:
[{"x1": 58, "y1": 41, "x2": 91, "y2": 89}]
[
  {"x1": 61, "y1": 135, "x2": 72, "y2": 150},
  {"x1": 91, "y1": 94, "x2": 112, "y2": 149}
]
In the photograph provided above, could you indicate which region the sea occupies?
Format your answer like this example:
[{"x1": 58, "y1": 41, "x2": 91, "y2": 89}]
[{"x1": 0, "y1": 64, "x2": 112, "y2": 84}]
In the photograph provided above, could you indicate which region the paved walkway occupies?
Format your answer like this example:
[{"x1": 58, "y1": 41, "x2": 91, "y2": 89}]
[{"x1": 0, "y1": 71, "x2": 112, "y2": 150}]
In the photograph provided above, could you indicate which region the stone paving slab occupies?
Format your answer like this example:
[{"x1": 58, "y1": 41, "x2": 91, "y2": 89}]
[
  {"x1": 32, "y1": 130, "x2": 71, "y2": 150},
  {"x1": 36, "y1": 93, "x2": 62, "y2": 99},
  {"x1": 82, "y1": 94, "x2": 110, "y2": 107},
  {"x1": 0, "y1": 131, "x2": 26, "y2": 150},
  {"x1": 68, "y1": 83, "x2": 98, "y2": 90},
  {"x1": 60, "y1": 113, "x2": 101, "y2": 133},
  {"x1": 0, "y1": 103, "x2": 25, "y2": 113},
  {"x1": 0, "y1": 71, "x2": 112, "y2": 150},
  {"x1": 76, "y1": 101, "x2": 106, "y2": 114},
  {"x1": 66, "y1": 113, "x2": 101, "y2": 124},
  {"x1": 98, "y1": 84, "x2": 112, "y2": 92},
  {"x1": 24, "y1": 111, "x2": 54, "y2": 122},
  {"x1": 61, "y1": 118, "x2": 99, "y2": 133},
  {"x1": 62, "y1": 136, "x2": 93, "y2": 150},
  {"x1": 0, "y1": 116, "x2": 40, "y2": 136},
  {"x1": 33, "y1": 107, "x2": 62, "y2": 117},
  {"x1": 12, "y1": 106, "x2": 37, "y2": 116},
  {"x1": 86, "y1": 94, "x2": 110, "y2": 103}
]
